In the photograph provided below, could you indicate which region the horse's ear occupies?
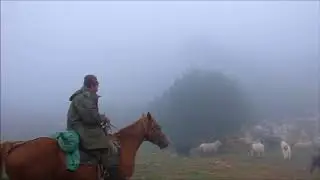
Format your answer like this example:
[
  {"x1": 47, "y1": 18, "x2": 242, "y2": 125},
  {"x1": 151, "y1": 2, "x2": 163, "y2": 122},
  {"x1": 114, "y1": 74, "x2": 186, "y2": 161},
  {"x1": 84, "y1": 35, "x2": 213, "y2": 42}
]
[
  {"x1": 147, "y1": 112, "x2": 152, "y2": 120},
  {"x1": 141, "y1": 113, "x2": 145, "y2": 117}
]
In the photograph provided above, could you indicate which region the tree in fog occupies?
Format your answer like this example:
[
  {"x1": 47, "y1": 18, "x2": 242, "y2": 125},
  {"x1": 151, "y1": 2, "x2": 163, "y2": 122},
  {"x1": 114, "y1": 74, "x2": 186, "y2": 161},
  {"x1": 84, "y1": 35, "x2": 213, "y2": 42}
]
[{"x1": 149, "y1": 69, "x2": 253, "y2": 155}]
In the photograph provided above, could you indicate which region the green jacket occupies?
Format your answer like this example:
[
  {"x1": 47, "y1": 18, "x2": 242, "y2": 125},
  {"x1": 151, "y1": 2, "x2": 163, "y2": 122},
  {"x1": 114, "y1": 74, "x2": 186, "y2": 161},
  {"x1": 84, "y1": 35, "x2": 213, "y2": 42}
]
[{"x1": 67, "y1": 87, "x2": 111, "y2": 150}]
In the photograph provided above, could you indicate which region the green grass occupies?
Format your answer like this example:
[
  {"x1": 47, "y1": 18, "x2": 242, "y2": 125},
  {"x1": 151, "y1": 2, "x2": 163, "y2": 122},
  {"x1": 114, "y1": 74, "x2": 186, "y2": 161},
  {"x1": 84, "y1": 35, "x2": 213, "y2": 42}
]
[
  {"x1": 2, "y1": 146, "x2": 320, "y2": 180},
  {"x1": 132, "y1": 146, "x2": 320, "y2": 180}
]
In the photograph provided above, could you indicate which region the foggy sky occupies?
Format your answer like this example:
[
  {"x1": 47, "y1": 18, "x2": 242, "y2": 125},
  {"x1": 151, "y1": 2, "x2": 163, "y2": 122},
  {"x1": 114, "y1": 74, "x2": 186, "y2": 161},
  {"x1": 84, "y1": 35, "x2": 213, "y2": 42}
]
[{"x1": 1, "y1": 1, "x2": 319, "y2": 139}]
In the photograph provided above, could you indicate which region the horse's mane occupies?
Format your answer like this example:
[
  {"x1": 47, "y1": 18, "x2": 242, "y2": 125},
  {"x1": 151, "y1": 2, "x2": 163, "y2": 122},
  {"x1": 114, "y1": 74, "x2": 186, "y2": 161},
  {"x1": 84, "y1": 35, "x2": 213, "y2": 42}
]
[{"x1": 114, "y1": 116, "x2": 145, "y2": 137}]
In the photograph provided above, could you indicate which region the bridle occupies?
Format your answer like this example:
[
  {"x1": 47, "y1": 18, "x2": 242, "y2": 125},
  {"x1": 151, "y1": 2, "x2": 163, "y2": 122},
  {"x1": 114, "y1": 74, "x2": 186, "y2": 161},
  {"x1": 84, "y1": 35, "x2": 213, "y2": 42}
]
[{"x1": 141, "y1": 116, "x2": 160, "y2": 141}]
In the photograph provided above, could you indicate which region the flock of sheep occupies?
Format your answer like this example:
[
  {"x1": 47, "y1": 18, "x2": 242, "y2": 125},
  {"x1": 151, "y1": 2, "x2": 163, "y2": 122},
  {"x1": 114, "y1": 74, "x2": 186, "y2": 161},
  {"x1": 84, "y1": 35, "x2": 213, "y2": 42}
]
[
  {"x1": 190, "y1": 139, "x2": 293, "y2": 160},
  {"x1": 185, "y1": 134, "x2": 320, "y2": 175},
  {"x1": 247, "y1": 140, "x2": 292, "y2": 159}
]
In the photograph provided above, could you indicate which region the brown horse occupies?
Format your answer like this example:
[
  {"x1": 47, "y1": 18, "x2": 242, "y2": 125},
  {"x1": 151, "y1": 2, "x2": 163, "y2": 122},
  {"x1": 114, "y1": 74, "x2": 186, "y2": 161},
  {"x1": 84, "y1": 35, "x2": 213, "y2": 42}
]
[{"x1": 4, "y1": 112, "x2": 169, "y2": 180}]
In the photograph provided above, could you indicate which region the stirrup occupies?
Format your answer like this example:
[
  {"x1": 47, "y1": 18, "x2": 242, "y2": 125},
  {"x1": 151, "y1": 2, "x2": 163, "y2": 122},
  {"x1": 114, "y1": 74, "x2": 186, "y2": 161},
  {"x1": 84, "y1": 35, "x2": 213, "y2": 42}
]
[
  {"x1": 103, "y1": 170, "x2": 109, "y2": 178},
  {"x1": 98, "y1": 165, "x2": 108, "y2": 179}
]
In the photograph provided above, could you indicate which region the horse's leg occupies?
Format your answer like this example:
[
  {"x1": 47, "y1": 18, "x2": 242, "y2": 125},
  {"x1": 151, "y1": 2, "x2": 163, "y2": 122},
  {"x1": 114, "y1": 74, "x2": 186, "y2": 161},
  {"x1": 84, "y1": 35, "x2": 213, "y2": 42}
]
[
  {"x1": 284, "y1": 152, "x2": 288, "y2": 159},
  {"x1": 288, "y1": 151, "x2": 291, "y2": 160},
  {"x1": 285, "y1": 151, "x2": 288, "y2": 160},
  {"x1": 105, "y1": 166, "x2": 122, "y2": 180}
]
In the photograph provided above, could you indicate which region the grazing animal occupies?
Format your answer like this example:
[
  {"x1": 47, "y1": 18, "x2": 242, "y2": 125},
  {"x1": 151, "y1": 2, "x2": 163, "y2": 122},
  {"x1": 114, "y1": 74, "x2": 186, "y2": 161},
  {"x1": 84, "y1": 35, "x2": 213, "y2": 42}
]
[
  {"x1": 280, "y1": 140, "x2": 291, "y2": 160},
  {"x1": 248, "y1": 141, "x2": 264, "y2": 157},
  {"x1": 199, "y1": 140, "x2": 222, "y2": 155},
  {"x1": 4, "y1": 112, "x2": 169, "y2": 180}
]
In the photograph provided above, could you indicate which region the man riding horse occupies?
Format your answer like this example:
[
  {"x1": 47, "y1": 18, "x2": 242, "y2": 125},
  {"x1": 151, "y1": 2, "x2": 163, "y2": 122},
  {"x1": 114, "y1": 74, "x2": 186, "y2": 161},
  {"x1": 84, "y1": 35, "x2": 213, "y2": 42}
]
[{"x1": 67, "y1": 74, "x2": 118, "y2": 179}]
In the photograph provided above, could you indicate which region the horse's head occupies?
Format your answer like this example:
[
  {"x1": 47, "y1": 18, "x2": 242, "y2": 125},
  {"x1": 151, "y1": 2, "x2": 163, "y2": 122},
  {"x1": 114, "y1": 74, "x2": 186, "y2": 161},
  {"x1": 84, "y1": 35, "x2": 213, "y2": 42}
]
[
  {"x1": 215, "y1": 140, "x2": 222, "y2": 147},
  {"x1": 140, "y1": 112, "x2": 169, "y2": 149}
]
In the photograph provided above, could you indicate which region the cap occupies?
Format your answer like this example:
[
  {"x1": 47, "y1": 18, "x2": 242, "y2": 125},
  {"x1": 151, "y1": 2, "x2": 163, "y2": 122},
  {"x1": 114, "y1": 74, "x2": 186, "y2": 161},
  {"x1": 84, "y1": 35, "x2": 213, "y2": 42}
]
[{"x1": 83, "y1": 74, "x2": 99, "y2": 88}]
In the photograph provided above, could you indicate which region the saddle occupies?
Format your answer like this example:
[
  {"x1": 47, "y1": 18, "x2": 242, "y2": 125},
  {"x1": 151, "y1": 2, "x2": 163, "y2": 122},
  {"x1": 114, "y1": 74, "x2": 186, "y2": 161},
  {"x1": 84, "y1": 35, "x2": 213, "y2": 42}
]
[
  {"x1": 54, "y1": 131, "x2": 121, "y2": 180},
  {"x1": 78, "y1": 140, "x2": 121, "y2": 180}
]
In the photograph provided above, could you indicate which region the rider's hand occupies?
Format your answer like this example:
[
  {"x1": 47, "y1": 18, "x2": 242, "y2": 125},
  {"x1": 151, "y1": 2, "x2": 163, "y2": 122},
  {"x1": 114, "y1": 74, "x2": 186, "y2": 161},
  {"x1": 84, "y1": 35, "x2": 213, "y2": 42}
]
[{"x1": 101, "y1": 114, "x2": 110, "y2": 124}]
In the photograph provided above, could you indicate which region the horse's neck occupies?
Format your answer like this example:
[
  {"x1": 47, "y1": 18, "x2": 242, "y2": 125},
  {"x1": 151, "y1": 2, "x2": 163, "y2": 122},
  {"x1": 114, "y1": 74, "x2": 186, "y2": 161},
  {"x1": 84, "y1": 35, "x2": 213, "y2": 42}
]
[
  {"x1": 117, "y1": 120, "x2": 145, "y2": 145},
  {"x1": 117, "y1": 121, "x2": 146, "y2": 177},
  {"x1": 118, "y1": 129, "x2": 145, "y2": 153}
]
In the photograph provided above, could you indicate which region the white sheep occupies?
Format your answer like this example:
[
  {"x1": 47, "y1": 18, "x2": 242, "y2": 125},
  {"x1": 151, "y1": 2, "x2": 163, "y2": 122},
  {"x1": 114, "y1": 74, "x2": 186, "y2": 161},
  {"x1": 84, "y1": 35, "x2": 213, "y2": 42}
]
[
  {"x1": 280, "y1": 140, "x2": 291, "y2": 160},
  {"x1": 248, "y1": 141, "x2": 264, "y2": 157},
  {"x1": 199, "y1": 140, "x2": 222, "y2": 155}
]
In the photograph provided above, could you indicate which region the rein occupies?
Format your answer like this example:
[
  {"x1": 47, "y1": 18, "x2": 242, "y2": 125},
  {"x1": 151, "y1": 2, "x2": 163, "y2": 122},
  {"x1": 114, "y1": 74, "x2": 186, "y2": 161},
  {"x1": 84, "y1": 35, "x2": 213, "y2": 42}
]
[
  {"x1": 100, "y1": 113, "x2": 118, "y2": 133},
  {"x1": 109, "y1": 123, "x2": 118, "y2": 131},
  {"x1": 113, "y1": 116, "x2": 150, "y2": 140}
]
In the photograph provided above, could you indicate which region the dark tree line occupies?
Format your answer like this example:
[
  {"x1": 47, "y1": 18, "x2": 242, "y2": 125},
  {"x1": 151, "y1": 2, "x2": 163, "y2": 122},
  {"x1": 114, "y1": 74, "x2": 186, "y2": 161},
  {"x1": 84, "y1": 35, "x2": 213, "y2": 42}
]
[{"x1": 148, "y1": 69, "x2": 253, "y2": 155}]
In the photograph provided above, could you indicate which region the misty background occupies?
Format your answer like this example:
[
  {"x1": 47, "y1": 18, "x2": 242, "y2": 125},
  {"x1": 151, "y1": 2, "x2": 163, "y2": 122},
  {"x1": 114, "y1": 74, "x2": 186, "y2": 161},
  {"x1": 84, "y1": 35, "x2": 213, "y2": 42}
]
[{"x1": 1, "y1": 1, "x2": 319, "y2": 142}]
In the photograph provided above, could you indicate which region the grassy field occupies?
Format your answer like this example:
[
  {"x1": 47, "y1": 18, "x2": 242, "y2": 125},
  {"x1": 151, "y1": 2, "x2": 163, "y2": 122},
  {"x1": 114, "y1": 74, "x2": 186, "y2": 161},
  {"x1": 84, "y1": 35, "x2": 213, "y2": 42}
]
[
  {"x1": 2, "y1": 145, "x2": 320, "y2": 180},
  {"x1": 132, "y1": 145, "x2": 320, "y2": 180}
]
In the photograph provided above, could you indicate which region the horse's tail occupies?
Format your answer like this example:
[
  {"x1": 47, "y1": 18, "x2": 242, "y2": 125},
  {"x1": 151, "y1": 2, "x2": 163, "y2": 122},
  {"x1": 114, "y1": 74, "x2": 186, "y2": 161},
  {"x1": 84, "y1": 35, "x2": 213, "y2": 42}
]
[
  {"x1": 1, "y1": 141, "x2": 3, "y2": 179},
  {"x1": 0, "y1": 142, "x2": 5, "y2": 179}
]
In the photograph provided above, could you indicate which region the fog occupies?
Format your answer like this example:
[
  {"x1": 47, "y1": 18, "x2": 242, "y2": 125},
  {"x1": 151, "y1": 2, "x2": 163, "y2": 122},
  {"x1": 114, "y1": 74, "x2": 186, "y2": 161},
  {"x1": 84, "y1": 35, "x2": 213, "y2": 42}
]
[{"x1": 1, "y1": 1, "x2": 319, "y2": 140}]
